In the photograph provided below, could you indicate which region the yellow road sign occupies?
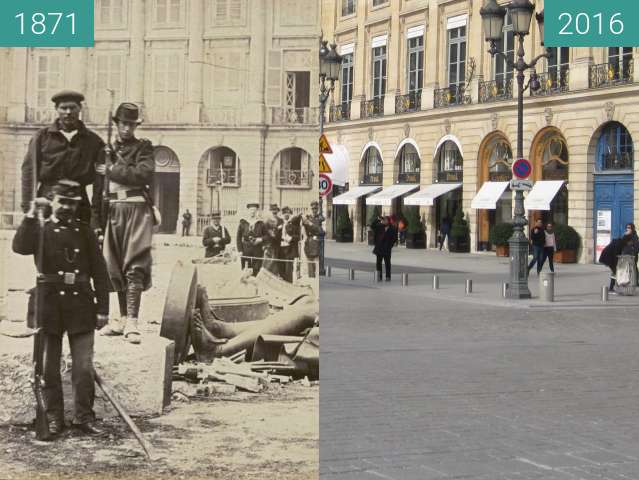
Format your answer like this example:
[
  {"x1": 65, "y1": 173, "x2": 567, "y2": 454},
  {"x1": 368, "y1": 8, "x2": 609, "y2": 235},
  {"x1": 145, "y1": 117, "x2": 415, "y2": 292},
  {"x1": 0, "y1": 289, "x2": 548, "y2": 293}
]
[
  {"x1": 319, "y1": 153, "x2": 332, "y2": 174},
  {"x1": 319, "y1": 134, "x2": 333, "y2": 154}
]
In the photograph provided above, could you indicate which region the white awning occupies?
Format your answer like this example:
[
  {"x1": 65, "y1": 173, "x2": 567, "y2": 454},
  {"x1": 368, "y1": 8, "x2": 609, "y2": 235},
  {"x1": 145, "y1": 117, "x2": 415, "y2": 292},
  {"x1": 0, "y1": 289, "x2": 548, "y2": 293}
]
[
  {"x1": 323, "y1": 144, "x2": 349, "y2": 187},
  {"x1": 366, "y1": 184, "x2": 419, "y2": 206},
  {"x1": 471, "y1": 182, "x2": 510, "y2": 210},
  {"x1": 371, "y1": 34, "x2": 388, "y2": 48},
  {"x1": 407, "y1": 25, "x2": 425, "y2": 39},
  {"x1": 404, "y1": 183, "x2": 462, "y2": 206},
  {"x1": 524, "y1": 180, "x2": 565, "y2": 211},
  {"x1": 332, "y1": 186, "x2": 381, "y2": 205}
]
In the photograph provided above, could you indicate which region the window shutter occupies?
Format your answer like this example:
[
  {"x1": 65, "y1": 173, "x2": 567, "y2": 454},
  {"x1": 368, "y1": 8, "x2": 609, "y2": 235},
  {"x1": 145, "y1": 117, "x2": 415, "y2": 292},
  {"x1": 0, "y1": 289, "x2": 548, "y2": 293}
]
[
  {"x1": 230, "y1": 0, "x2": 241, "y2": 21},
  {"x1": 266, "y1": 50, "x2": 281, "y2": 106},
  {"x1": 215, "y1": 0, "x2": 227, "y2": 24}
]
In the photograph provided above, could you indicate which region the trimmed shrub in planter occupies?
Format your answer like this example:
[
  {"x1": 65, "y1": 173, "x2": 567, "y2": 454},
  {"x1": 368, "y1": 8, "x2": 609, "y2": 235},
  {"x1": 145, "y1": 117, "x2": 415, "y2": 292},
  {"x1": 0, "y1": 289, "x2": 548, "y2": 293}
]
[
  {"x1": 403, "y1": 206, "x2": 426, "y2": 249},
  {"x1": 366, "y1": 206, "x2": 380, "y2": 245},
  {"x1": 335, "y1": 207, "x2": 353, "y2": 243},
  {"x1": 449, "y1": 209, "x2": 470, "y2": 253},
  {"x1": 488, "y1": 223, "x2": 514, "y2": 257},
  {"x1": 553, "y1": 223, "x2": 580, "y2": 263}
]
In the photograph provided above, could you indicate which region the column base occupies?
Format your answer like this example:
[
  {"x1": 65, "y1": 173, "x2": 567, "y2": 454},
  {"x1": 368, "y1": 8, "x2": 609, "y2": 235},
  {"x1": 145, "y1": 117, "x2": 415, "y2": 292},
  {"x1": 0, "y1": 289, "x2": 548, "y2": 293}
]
[{"x1": 507, "y1": 236, "x2": 532, "y2": 299}]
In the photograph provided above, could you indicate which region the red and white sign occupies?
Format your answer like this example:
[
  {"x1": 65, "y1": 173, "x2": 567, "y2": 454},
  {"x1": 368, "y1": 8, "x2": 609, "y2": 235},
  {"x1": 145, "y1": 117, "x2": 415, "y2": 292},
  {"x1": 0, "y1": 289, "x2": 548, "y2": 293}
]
[
  {"x1": 319, "y1": 173, "x2": 332, "y2": 197},
  {"x1": 512, "y1": 158, "x2": 532, "y2": 179}
]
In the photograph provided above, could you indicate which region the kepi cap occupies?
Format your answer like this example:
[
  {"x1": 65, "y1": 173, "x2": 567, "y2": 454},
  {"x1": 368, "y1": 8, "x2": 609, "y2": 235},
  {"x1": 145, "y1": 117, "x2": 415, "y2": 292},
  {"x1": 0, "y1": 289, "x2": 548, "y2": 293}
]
[
  {"x1": 211, "y1": 210, "x2": 221, "y2": 219},
  {"x1": 246, "y1": 202, "x2": 259, "y2": 209},
  {"x1": 49, "y1": 179, "x2": 82, "y2": 201},
  {"x1": 113, "y1": 102, "x2": 143, "y2": 124}
]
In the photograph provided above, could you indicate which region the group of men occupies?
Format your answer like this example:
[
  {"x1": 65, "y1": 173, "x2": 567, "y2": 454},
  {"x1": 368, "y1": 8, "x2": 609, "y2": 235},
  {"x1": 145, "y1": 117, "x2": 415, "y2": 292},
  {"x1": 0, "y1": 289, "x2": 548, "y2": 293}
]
[
  {"x1": 12, "y1": 90, "x2": 155, "y2": 437},
  {"x1": 203, "y1": 201, "x2": 323, "y2": 282}
]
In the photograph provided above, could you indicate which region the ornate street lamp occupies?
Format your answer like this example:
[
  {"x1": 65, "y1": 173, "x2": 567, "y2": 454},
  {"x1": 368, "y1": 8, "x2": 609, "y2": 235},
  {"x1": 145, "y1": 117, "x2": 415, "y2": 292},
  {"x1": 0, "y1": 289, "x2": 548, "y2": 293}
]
[
  {"x1": 318, "y1": 39, "x2": 342, "y2": 276},
  {"x1": 481, "y1": 0, "x2": 547, "y2": 299}
]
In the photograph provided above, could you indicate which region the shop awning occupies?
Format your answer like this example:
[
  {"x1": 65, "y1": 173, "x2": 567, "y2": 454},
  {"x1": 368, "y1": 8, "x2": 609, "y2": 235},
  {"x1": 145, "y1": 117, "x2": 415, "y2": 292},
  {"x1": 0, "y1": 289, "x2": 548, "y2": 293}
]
[
  {"x1": 524, "y1": 180, "x2": 565, "y2": 211},
  {"x1": 403, "y1": 183, "x2": 462, "y2": 206},
  {"x1": 470, "y1": 182, "x2": 510, "y2": 210},
  {"x1": 365, "y1": 184, "x2": 420, "y2": 206},
  {"x1": 332, "y1": 185, "x2": 382, "y2": 205},
  {"x1": 323, "y1": 144, "x2": 349, "y2": 187}
]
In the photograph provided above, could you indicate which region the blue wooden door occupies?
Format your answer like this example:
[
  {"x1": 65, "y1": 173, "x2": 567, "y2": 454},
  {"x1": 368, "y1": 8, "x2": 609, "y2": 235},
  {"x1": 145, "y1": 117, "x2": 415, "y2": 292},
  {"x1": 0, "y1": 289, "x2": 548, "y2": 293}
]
[{"x1": 594, "y1": 176, "x2": 634, "y2": 256}]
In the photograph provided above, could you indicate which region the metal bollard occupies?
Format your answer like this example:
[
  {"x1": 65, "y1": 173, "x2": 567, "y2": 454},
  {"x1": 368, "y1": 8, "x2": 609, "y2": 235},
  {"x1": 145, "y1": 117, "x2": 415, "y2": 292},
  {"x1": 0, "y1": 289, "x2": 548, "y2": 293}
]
[
  {"x1": 502, "y1": 282, "x2": 509, "y2": 298},
  {"x1": 465, "y1": 279, "x2": 472, "y2": 294},
  {"x1": 373, "y1": 270, "x2": 380, "y2": 282},
  {"x1": 539, "y1": 272, "x2": 555, "y2": 302},
  {"x1": 601, "y1": 285, "x2": 609, "y2": 302},
  {"x1": 349, "y1": 268, "x2": 355, "y2": 281},
  {"x1": 402, "y1": 273, "x2": 408, "y2": 287},
  {"x1": 432, "y1": 274, "x2": 439, "y2": 290},
  {"x1": 327, "y1": 265, "x2": 332, "y2": 277}
]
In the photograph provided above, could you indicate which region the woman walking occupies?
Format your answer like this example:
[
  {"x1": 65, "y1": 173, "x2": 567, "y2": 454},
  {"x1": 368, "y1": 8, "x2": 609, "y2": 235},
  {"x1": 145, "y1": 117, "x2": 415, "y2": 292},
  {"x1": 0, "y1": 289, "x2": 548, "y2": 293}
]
[{"x1": 371, "y1": 215, "x2": 398, "y2": 281}]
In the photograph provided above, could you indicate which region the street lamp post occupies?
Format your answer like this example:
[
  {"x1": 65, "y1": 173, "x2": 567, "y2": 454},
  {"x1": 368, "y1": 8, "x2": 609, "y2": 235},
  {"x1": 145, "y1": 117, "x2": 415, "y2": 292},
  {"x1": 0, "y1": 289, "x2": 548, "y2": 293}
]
[
  {"x1": 318, "y1": 39, "x2": 342, "y2": 276},
  {"x1": 480, "y1": 0, "x2": 546, "y2": 299}
]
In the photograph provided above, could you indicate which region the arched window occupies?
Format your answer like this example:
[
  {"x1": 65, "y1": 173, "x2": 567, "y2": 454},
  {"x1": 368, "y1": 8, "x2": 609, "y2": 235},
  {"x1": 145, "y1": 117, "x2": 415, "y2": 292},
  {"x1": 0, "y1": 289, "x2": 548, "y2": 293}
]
[
  {"x1": 278, "y1": 147, "x2": 311, "y2": 187},
  {"x1": 398, "y1": 144, "x2": 420, "y2": 183},
  {"x1": 206, "y1": 147, "x2": 239, "y2": 186},
  {"x1": 487, "y1": 137, "x2": 513, "y2": 180},
  {"x1": 436, "y1": 141, "x2": 463, "y2": 182},
  {"x1": 597, "y1": 122, "x2": 634, "y2": 172},
  {"x1": 362, "y1": 147, "x2": 383, "y2": 184},
  {"x1": 534, "y1": 129, "x2": 569, "y2": 225}
]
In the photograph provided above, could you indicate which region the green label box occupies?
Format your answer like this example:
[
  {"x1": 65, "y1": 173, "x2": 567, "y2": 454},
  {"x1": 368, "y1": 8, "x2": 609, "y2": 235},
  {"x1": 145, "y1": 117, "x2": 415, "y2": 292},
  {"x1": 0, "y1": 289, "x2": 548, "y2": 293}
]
[
  {"x1": 0, "y1": 0, "x2": 93, "y2": 47},
  {"x1": 546, "y1": 0, "x2": 639, "y2": 47}
]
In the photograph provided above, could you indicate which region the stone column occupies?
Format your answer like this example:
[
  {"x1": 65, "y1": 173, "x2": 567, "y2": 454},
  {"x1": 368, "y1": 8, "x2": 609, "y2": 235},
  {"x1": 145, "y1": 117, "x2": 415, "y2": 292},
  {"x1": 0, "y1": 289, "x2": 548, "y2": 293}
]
[
  {"x1": 569, "y1": 47, "x2": 592, "y2": 91},
  {"x1": 7, "y1": 49, "x2": 27, "y2": 123},
  {"x1": 183, "y1": 0, "x2": 204, "y2": 123},
  {"x1": 128, "y1": 0, "x2": 146, "y2": 109}
]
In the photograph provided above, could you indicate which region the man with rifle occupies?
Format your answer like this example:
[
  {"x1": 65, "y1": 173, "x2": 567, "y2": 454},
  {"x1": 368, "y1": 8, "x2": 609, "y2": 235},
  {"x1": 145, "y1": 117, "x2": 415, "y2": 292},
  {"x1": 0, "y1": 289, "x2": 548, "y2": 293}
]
[
  {"x1": 12, "y1": 180, "x2": 110, "y2": 438},
  {"x1": 93, "y1": 103, "x2": 155, "y2": 345}
]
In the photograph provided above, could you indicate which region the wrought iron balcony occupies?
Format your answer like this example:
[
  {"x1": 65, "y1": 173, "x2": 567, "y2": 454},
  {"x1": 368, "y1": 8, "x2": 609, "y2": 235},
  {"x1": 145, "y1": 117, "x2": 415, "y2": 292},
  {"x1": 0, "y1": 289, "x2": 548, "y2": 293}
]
[
  {"x1": 207, "y1": 168, "x2": 240, "y2": 187},
  {"x1": 589, "y1": 60, "x2": 634, "y2": 89},
  {"x1": 278, "y1": 169, "x2": 312, "y2": 188},
  {"x1": 530, "y1": 70, "x2": 569, "y2": 97},
  {"x1": 434, "y1": 85, "x2": 471, "y2": 108},
  {"x1": 271, "y1": 107, "x2": 318, "y2": 125},
  {"x1": 395, "y1": 90, "x2": 421, "y2": 114},
  {"x1": 361, "y1": 173, "x2": 383, "y2": 185},
  {"x1": 360, "y1": 98, "x2": 384, "y2": 119},
  {"x1": 398, "y1": 171, "x2": 420, "y2": 184},
  {"x1": 478, "y1": 79, "x2": 513, "y2": 103},
  {"x1": 329, "y1": 103, "x2": 351, "y2": 122}
]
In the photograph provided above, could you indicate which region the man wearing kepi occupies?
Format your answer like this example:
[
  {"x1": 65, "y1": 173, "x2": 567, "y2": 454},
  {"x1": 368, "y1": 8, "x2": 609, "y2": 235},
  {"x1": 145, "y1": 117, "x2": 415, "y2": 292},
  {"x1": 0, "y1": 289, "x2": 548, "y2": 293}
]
[
  {"x1": 12, "y1": 180, "x2": 110, "y2": 436},
  {"x1": 21, "y1": 91, "x2": 104, "y2": 223},
  {"x1": 93, "y1": 103, "x2": 155, "y2": 345},
  {"x1": 202, "y1": 211, "x2": 231, "y2": 258}
]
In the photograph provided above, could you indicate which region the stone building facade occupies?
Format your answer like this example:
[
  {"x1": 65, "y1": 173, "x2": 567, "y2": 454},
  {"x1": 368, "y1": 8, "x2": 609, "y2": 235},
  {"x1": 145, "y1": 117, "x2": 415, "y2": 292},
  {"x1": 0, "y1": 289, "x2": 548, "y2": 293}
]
[
  {"x1": 0, "y1": 0, "x2": 320, "y2": 234},
  {"x1": 321, "y1": 0, "x2": 639, "y2": 263}
]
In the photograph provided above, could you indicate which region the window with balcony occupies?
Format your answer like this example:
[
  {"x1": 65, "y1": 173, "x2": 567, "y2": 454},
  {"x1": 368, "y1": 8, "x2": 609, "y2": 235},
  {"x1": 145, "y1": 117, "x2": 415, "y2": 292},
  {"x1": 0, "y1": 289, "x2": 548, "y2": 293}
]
[
  {"x1": 533, "y1": 47, "x2": 569, "y2": 96},
  {"x1": 97, "y1": 0, "x2": 124, "y2": 27},
  {"x1": 407, "y1": 36, "x2": 424, "y2": 94},
  {"x1": 278, "y1": 148, "x2": 311, "y2": 187},
  {"x1": 372, "y1": 46, "x2": 386, "y2": 100},
  {"x1": 276, "y1": 71, "x2": 311, "y2": 124},
  {"x1": 494, "y1": 13, "x2": 514, "y2": 93},
  {"x1": 331, "y1": 53, "x2": 353, "y2": 121},
  {"x1": 206, "y1": 147, "x2": 240, "y2": 186},
  {"x1": 596, "y1": 122, "x2": 634, "y2": 172},
  {"x1": 608, "y1": 47, "x2": 633, "y2": 82},
  {"x1": 445, "y1": 25, "x2": 466, "y2": 105},
  {"x1": 155, "y1": 0, "x2": 183, "y2": 25},
  {"x1": 213, "y1": 0, "x2": 244, "y2": 26},
  {"x1": 362, "y1": 147, "x2": 383, "y2": 185},
  {"x1": 342, "y1": 0, "x2": 355, "y2": 16}
]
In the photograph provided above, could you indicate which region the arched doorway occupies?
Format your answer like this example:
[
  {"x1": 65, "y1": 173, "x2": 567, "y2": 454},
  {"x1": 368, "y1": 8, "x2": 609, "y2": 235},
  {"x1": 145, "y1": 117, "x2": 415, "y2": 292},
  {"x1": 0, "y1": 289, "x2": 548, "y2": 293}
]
[
  {"x1": 152, "y1": 146, "x2": 180, "y2": 234},
  {"x1": 592, "y1": 122, "x2": 634, "y2": 260},
  {"x1": 358, "y1": 145, "x2": 383, "y2": 240},
  {"x1": 434, "y1": 140, "x2": 463, "y2": 235},
  {"x1": 529, "y1": 128, "x2": 569, "y2": 225},
  {"x1": 198, "y1": 147, "x2": 241, "y2": 230},
  {"x1": 477, "y1": 133, "x2": 513, "y2": 251}
]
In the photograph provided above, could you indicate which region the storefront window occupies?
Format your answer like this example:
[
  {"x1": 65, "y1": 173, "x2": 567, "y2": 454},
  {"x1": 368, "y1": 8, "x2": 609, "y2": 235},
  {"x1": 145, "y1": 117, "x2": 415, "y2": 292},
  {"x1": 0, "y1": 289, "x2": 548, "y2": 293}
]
[
  {"x1": 362, "y1": 147, "x2": 383, "y2": 184},
  {"x1": 398, "y1": 144, "x2": 420, "y2": 183},
  {"x1": 597, "y1": 122, "x2": 634, "y2": 172},
  {"x1": 538, "y1": 130, "x2": 569, "y2": 224},
  {"x1": 437, "y1": 141, "x2": 463, "y2": 182}
]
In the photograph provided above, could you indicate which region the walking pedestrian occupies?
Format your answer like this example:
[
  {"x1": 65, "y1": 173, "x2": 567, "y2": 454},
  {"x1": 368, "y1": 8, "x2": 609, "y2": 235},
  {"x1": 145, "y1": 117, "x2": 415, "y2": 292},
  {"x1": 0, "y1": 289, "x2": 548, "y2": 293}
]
[
  {"x1": 543, "y1": 222, "x2": 557, "y2": 273},
  {"x1": 439, "y1": 216, "x2": 451, "y2": 251},
  {"x1": 181, "y1": 209, "x2": 192, "y2": 236},
  {"x1": 371, "y1": 215, "x2": 398, "y2": 281},
  {"x1": 93, "y1": 103, "x2": 155, "y2": 345},
  {"x1": 202, "y1": 211, "x2": 230, "y2": 258},
  {"x1": 12, "y1": 180, "x2": 110, "y2": 436},
  {"x1": 527, "y1": 219, "x2": 546, "y2": 275}
]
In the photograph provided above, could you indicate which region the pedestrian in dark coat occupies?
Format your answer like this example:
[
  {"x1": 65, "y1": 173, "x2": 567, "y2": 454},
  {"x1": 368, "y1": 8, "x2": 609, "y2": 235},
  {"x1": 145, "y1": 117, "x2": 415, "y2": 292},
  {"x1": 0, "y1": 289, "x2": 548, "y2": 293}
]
[
  {"x1": 439, "y1": 217, "x2": 451, "y2": 251},
  {"x1": 202, "y1": 211, "x2": 231, "y2": 257},
  {"x1": 92, "y1": 103, "x2": 154, "y2": 344},
  {"x1": 302, "y1": 201, "x2": 322, "y2": 278},
  {"x1": 12, "y1": 180, "x2": 109, "y2": 436},
  {"x1": 371, "y1": 215, "x2": 398, "y2": 281},
  {"x1": 262, "y1": 204, "x2": 283, "y2": 276},
  {"x1": 278, "y1": 206, "x2": 302, "y2": 283},
  {"x1": 182, "y1": 210, "x2": 192, "y2": 236},
  {"x1": 600, "y1": 232, "x2": 637, "y2": 292},
  {"x1": 527, "y1": 219, "x2": 546, "y2": 275},
  {"x1": 21, "y1": 91, "x2": 104, "y2": 223},
  {"x1": 625, "y1": 223, "x2": 639, "y2": 285},
  {"x1": 236, "y1": 203, "x2": 266, "y2": 276}
]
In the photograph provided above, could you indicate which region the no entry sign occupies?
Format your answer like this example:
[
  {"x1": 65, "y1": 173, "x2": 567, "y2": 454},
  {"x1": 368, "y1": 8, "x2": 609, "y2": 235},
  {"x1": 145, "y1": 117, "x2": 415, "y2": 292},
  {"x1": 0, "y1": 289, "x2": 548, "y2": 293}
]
[
  {"x1": 319, "y1": 173, "x2": 332, "y2": 197},
  {"x1": 512, "y1": 158, "x2": 532, "y2": 179}
]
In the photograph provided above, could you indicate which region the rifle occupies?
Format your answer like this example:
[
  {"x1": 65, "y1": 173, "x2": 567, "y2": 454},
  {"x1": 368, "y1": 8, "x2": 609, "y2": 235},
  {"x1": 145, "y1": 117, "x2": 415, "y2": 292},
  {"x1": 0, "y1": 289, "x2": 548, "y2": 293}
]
[{"x1": 99, "y1": 89, "x2": 116, "y2": 235}]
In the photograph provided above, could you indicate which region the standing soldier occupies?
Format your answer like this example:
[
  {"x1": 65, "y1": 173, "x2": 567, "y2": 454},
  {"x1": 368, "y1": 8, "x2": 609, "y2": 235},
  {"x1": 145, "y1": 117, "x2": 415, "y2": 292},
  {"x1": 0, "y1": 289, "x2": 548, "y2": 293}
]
[
  {"x1": 236, "y1": 202, "x2": 266, "y2": 276},
  {"x1": 21, "y1": 90, "x2": 104, "y2": 223},
  {"x1": 302, "y1": 200, "x2": 323, "y2": 278},
  {"x1": 262, "y1": 204, "x2": 283, "y2": 275},
  {"x1": 202, "y1": 211, "x2": 231, "y2": 257},
  {"x1": 182, "y1": 209, "x2": 192, "y2": 236},
  {"x1": 12, "y1": 180, "x2": 110, "y2": 436},
  {"x1": 278, "y1": 206, "x2": 302, "y2": 283},
  {"x1": 93, "y1": 103, "x2": 155, "y2": 345}
]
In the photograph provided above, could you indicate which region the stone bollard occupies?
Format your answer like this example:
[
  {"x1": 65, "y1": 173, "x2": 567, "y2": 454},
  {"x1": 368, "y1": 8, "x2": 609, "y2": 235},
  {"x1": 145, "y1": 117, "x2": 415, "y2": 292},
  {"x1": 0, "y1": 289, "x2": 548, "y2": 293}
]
[
  {"x1": 349, "y1": 268, "x2": 355, "y2": 281},
  {"x1": 432, "y1": 274, "x2": 439, "y2": 290},
  {"x1": 502, "y1": 282, "x2": 509, "y2": 298},
  {"x1": 539, "y1": 272, "x2": 555, "y2": 302},
  {"x1": 465, "y1": 279, "x2": 472, "y2": 294},
  {"x1": 402, "y1": 273, "x2": 408, "y2": 287},
  {"x1": 601, "y1": 285, "x2": 609, "y2": 302}
]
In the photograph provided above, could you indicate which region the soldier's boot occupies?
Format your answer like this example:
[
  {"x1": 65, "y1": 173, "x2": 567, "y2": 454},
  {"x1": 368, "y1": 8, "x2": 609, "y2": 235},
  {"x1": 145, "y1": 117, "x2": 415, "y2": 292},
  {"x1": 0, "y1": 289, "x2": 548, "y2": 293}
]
[
  {"x1": 100, "y1": 292, "x2": 127, "y2": 336},
  {"x1": 123, "y1": 284, "x2": 142, "y2": 345}
]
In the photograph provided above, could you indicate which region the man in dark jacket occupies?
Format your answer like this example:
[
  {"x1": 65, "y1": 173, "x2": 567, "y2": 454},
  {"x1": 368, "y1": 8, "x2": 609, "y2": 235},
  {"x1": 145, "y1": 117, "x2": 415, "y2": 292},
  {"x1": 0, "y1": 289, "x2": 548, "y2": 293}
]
[
  {"x1": 527, "y1": 219, "x2": 546, "y2": 275},
  {"x1": 92, "y1": 103, "x2": 154, "y2": 344},
  {"x1": 302, "y1": 201, "x2": 322, "y2": 278},
  {"x1": 202, "y1": 211, "x2": 231, "y2": 257},
  {"x1": 12, "y1": 180, "x2": 109, "y2": 436},
  {"x1": 21, "y1": 90, "x2": 104, "y2": 223},
  {"x1": 182, "y1": 210, "x2": 192, "y2": 236},
  {"x1": 262, "y1": 204, "x2": 283, "y2": 275},
  {"x1": 371, "y1": 215, "x2": 398, "y2": 281},
  {"x1": 236, "y1": 203, "x2": 266, "y2": 276},
  {"x1": 278, "y1": 206, "x2": 302, "y2": 283}
]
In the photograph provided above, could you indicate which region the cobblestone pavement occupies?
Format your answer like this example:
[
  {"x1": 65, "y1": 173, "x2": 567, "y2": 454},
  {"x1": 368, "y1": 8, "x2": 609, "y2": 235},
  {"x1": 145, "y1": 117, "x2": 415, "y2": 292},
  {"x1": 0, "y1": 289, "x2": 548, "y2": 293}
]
[{"x1": 320, "y1": 244, "x2": 639, "y2": 479}]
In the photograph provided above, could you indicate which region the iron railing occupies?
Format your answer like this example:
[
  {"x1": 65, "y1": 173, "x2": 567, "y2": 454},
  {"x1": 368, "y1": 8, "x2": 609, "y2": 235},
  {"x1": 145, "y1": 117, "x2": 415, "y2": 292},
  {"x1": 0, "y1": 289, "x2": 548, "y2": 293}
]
[
  {"x1": 478, "y1": 78, "x2": 513, "y2": 103},
  {"x1": 589, "y1": 60, "x2": 634, "y2": 89},
  {"x1": 329, "y1": 103, "x2": 351, "y2": 122},
  {"x1": 360, "y1": 98, "x2": 384, "y2": 119},
  {"x1": 207, "y1": 168, "x2": 240, "y2": 186},
  {"x1": 398, "y1": 172, "x2": 420, "y2": 184},
  {"x1": 362, "y1": 173, "x2": 383, "y2": 185},
  {"x1": 395, "y1": 90, "x2": 421, "y2": 114},
  {"x1": 271, "y1": 107, "x2": 318, "y2": 125},
  {"x1": 530, "y1": 69, "x2": 569, "y2": 97},
  {"x1": 434, "y1": 85, "x2": 471, "y2": 108},
  {"x1": 278, "y1": 169, "x2": 312, "y2": 188}
]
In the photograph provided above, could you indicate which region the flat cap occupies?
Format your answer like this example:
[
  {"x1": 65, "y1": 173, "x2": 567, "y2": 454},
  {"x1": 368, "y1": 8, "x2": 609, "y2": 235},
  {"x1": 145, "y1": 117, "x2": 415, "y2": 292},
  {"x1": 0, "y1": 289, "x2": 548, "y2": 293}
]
[
  {"x1": 246, "y1": 202, "x2": 260, "y2": 209},
  {"x1": 51, "y1": 90, "x2": 85, "y2": 105},
  {"x1": 211, "y1": 210, "x2": 221, "y2": 218}
]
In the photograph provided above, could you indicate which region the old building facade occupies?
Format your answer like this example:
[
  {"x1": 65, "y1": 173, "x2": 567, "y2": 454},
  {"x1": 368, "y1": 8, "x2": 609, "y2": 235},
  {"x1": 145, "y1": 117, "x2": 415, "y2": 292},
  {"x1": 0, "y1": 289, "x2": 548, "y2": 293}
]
[
  {"x1": 321, "y1": 0, "x2": 639, "y2": 263},
  {"x1": 0, "y1": 0, "x2": 320, "y2": 234}
]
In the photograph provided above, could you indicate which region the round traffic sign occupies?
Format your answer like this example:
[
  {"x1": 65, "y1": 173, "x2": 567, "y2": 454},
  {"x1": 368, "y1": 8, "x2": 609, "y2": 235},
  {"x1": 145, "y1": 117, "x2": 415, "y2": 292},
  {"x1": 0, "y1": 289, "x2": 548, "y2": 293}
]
[
  {"x1": 512, "y1": 158, "x2": 532, "y2": 179},
  {"x1": 319, "y1": 173, "x2": 333, "y2": 197}
]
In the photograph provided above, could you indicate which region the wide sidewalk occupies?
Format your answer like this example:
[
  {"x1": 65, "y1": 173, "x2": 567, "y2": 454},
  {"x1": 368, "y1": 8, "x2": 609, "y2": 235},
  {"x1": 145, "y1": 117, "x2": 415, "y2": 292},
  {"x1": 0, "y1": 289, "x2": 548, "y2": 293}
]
[{"x1": 325, "y1": 241, "x2": 639, "y2": 310}]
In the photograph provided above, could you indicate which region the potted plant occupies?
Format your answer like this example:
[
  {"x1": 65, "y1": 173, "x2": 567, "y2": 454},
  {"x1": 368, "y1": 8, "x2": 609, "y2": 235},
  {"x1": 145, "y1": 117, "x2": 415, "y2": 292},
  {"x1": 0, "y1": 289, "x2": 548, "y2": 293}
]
[
  {"x1": 403, "y1": 206, "x2": 426, "y2": 249},
  {"x1": 553, "y1": 223, "x2": 580, "y2": 263},
  {"x1": 449, "y1": 209, "x2": 470, "y2": 253},
  {"x1": 488, "y1": 223, "x2": 514, "y2": 257},
  {"x1": 366, "y1": 206, "x2": 381, "y2": 245},
  {"x1": 335, "y1": 207, "x2": 353, "y2": 243}
]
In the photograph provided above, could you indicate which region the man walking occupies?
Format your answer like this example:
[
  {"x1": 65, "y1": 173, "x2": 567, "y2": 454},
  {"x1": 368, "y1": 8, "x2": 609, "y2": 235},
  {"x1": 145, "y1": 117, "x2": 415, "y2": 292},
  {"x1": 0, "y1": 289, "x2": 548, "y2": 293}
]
[
  {"x1": 371, "y1": 215, "x2": 398, "y2": 281},
  {"x1": 236, "y1": 203, "x2": 266, "y2": 276},
  {"x1": 182, "y1": 209, "x2": 192, "y2": 236},
  {"x1": 439, "y1": 216, "x2": 451, "y2": 251},
  {"x1": 202, "y1": 211, "x2": 231, "y2": 257},
  {"x1": 12, "y1": 180, "x2": 110, "y2": 436},
  {"x1": 302, "y1": 200, "x2": 322, "y2": 278},
  {"x1": 93, "y1": 103, "x2": 155, "y2": 344},
  {"x1": 527, "y1": 219, "x2": 546, "y2": 275}
]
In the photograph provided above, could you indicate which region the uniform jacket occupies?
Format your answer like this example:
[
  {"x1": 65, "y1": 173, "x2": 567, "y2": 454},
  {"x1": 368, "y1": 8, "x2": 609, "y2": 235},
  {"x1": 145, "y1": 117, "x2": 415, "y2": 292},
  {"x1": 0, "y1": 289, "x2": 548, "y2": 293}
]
[
  {"x1": 236, "y1": 218, "x2": 266, "y2": 256},
  {"x1": 303, "y1": 213, "x2": 323, "y2": 258},
  {"x1": 280, "y1": 215, "x2": 302, "y2": 257},
  {"x1": 371, "y1": 219, "x2": 398, "y2": 257},
  {"x1": 202, "y1": 224, "x2": 231, "y2": 257},
  {"x1": 12, "y1": 215, "x2": 110, "y2": 336},
  {"x1": 91, "y1": 137, "x2": 155, "y2": 230},
  {"x1": 21, "y1": 120, "x2": 104, "y2": 220}
]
